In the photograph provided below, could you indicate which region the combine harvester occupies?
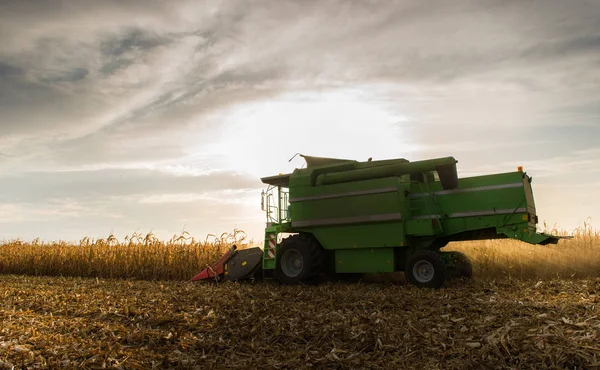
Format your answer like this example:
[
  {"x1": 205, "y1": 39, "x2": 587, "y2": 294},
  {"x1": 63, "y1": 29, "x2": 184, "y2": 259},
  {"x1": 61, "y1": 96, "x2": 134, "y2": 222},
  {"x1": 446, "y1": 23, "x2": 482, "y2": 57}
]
[{"x1": 192, "y1": 154, "x2": 565, "y2": 288}]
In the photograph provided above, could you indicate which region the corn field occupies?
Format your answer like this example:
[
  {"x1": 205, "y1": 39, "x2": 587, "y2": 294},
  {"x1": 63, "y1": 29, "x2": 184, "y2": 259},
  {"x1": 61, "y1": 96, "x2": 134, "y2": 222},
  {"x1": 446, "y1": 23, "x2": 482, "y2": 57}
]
[
  {"x1": 0, "y1": 229, "x2": 249, "y2": 281},
  {"x1": 446, "y1": 220, "x2": 600, "y2": 280},
  {"x1": 0, "y1": 222, "x2": 598, "y2": 282}
]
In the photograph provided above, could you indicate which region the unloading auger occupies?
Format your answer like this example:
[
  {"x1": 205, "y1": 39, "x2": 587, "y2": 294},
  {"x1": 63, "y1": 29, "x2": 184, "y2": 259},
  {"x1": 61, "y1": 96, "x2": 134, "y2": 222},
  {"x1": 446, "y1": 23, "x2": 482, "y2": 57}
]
[{"x1": 192, "y1": 154, "x2": 567, "y2": 288}]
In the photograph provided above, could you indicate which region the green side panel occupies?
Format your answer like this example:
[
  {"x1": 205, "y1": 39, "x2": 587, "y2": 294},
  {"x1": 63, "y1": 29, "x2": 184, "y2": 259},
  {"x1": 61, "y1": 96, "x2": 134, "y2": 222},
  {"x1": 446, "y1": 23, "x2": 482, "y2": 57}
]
[
  {"x1": 335, "y1": 248, "x2": 395, "y2": 273},
  {"x1": 444, "y1": 213, "x2": 529, "y2": 235},
  {"x1": 408, "y1": 171, "x2": 534, "y2": 239},
  {"x1": 290, "y1": 177, "x2": 405, "y2": 221},
  {"x1": 292, "y1": 191, "x2": 401, "y2": 221},
  {"x1": 410, "y1": 171, "x2": 522, "y2": 193},
  {"x1": 409, "y1": 172, "x2": 527, "y2": 220},
  {"x1": 289, "y1": 177, "x2": 409, "y2": 249},
  {"x1": 308, "y1": 221, "x2": 406, "y2": 250},
  {"x1": 405, "y1": 218, "x2": 440, "y2": 236}
]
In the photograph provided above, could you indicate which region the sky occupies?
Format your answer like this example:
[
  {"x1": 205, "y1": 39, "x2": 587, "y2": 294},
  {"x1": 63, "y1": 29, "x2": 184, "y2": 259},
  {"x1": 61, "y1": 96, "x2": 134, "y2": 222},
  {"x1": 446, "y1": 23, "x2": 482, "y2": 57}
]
[{"x1": 0, "y1": 0, "x2": 599, "y2": 243}]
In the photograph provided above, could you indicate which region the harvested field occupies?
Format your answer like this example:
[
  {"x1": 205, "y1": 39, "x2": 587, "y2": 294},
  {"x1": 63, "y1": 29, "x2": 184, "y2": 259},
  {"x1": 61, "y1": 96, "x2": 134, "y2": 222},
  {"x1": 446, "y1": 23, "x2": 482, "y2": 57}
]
[
  {"x1": 0, "y1": 225, "x2": 598, "y2": 368},
  {"x1": 0, "y1": 275, "x2": 599, "y2": 369}
]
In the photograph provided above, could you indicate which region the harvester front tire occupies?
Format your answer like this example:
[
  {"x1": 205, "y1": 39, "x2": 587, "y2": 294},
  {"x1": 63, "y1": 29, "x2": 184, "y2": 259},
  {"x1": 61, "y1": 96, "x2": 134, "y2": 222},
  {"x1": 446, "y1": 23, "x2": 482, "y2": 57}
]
[
  {"x1": 276, "y1": 233, "x2": 325, "y2": 285},
  {"x1": 405, "y1": 250, "x2": 447, "y2": 289}
]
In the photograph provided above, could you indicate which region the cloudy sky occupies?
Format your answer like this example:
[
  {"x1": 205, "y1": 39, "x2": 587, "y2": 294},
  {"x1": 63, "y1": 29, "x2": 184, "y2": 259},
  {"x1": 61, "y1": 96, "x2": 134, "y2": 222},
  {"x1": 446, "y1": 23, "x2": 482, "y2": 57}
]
[{"x1": 0, "y1": 0, "x2": 599, "y2": 243}]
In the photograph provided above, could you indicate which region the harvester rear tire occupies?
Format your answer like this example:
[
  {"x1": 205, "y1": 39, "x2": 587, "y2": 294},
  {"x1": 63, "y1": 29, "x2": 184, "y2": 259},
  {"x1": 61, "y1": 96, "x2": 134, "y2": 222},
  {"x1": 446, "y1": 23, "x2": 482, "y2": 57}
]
[
  {"x1": 446, "y1": 251, "x2": 473, "y2": 279},
  {"x1": 276, "y1": 233, "x2": 325, "y2": 285},
  {"x1": 405, "y1": 250, "x2": 447, "y2": 289}
]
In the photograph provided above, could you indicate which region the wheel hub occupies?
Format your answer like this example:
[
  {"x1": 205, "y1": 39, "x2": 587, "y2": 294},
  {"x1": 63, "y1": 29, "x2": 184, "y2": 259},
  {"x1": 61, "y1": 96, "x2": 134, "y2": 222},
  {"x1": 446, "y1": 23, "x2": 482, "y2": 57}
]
[
  {"x1": 413, "y1": 260, "x2": 435, "y2": 283},
  {"x1": 280, "y1": 249, "x2": 304, "y2": 277}
]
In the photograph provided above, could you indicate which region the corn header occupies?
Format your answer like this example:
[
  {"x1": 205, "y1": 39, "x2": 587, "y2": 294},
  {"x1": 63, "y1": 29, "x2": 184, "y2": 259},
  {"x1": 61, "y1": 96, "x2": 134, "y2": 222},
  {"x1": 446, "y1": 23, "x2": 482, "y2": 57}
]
[{"x1": 192, "y1": 154, "x2": 566, "y2": 288}]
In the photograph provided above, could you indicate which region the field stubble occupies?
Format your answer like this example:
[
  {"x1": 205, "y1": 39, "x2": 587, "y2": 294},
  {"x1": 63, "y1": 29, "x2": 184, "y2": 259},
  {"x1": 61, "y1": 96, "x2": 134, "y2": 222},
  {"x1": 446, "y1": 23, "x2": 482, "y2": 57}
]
[
  {"x1": 0, "y1": 275, "x2": 599, "y2": 369},
  {"x1": 0, "y1": 223, "x2": 598, "y2": 369}
]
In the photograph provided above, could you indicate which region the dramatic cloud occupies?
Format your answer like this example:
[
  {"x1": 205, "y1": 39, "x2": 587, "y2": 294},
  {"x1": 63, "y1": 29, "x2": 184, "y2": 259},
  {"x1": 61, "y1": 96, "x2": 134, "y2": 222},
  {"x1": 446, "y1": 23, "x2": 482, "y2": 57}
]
[{"x1": 0, "y1": 0, "x2": 598, "y2": 240}]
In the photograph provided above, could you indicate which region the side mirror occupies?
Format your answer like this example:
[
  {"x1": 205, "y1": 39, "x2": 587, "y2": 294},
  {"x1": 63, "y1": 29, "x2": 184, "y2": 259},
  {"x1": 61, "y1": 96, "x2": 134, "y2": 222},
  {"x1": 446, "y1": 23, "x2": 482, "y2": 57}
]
[{"x1": 260, "y1": 190, "x2": 265, "y2": 211}]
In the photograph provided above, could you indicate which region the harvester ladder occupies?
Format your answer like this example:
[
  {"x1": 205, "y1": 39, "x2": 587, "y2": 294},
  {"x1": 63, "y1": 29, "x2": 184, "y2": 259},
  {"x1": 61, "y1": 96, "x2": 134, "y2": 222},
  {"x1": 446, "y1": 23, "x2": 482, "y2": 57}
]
[{"x1": 264, "y1": 233, "x2": 277, "y2": 260}]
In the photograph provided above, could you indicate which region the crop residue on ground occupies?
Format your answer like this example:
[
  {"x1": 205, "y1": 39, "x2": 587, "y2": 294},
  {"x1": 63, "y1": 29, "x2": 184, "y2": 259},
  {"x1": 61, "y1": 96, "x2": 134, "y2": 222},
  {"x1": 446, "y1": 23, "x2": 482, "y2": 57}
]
[{"x1": 0, "y1": 275, "x2": 598, "y2": 369}]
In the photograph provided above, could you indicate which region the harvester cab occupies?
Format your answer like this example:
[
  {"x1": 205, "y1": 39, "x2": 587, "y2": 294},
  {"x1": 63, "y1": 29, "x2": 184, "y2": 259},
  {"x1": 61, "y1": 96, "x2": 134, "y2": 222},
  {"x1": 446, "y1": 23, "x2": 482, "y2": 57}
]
[{"x1": 192, "y1": 154, "x2": 567, "y2": 288}]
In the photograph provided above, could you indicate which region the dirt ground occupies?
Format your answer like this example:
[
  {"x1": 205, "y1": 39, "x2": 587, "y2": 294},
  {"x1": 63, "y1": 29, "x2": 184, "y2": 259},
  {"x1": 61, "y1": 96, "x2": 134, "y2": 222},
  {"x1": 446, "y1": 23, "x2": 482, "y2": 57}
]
[{"x1": 0, "y1": 274, "x2": 598, "y2": 369}]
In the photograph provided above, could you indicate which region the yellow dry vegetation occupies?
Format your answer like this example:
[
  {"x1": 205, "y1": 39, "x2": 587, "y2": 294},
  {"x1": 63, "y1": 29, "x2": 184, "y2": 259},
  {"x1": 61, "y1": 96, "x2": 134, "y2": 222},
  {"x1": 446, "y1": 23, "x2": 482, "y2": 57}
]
[
  {"x1": 446, "y1": 220, "x2": 600, "y2": 280},
  {"x1": 0, "y1": 229, "x2": 249, "y2": 281},
  {"x1": 0, "y1": 222, "x2": 598, "y2": 282}
]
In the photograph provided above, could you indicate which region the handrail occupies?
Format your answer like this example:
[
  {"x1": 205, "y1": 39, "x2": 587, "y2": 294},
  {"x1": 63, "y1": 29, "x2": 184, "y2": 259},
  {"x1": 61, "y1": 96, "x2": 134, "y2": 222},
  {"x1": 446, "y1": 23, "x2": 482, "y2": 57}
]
[{"x1": 263, "y1": 185, "x2": 291, "y2": 224}]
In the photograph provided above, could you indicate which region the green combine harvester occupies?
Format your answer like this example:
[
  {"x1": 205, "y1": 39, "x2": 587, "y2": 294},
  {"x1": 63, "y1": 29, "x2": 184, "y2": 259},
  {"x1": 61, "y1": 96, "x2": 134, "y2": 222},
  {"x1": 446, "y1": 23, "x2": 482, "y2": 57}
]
[{"x1": 192, "y1": 154, "x2": 565, "y2": 288}]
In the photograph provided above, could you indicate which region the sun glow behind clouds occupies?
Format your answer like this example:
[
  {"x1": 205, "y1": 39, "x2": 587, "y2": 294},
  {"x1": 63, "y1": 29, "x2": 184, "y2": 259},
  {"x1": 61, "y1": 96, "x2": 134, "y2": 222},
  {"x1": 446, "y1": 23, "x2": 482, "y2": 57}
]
[{"x1": 205, "y1": 88, "x2": 420, "y2": 177}]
